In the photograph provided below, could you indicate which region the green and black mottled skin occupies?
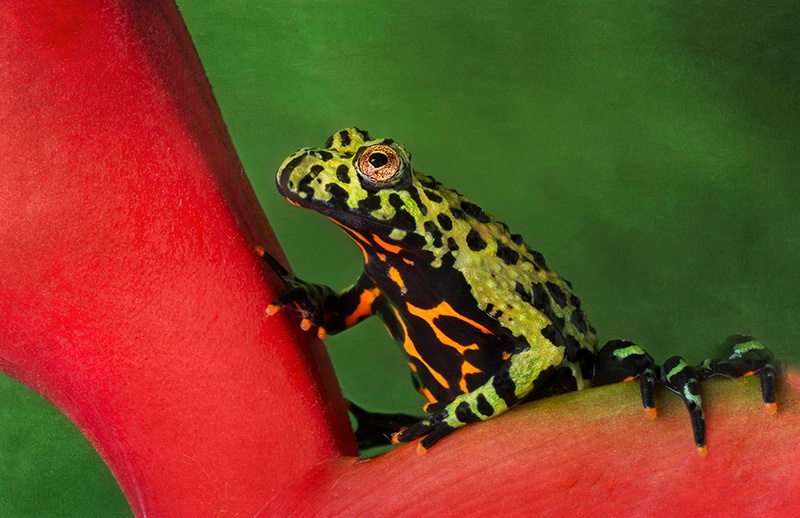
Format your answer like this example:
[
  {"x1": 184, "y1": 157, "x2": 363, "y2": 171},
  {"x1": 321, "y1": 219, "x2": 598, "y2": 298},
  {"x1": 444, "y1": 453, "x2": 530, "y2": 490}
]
[{"x1": 265, "y1": 127, "x2": 777, "y2": 456}]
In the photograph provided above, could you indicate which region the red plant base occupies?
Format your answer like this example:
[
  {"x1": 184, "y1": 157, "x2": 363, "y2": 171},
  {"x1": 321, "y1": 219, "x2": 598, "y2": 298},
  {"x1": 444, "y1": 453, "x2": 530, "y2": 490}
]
[{"x1": 1, "y1": 1, "x2": 797, "y2": 516}]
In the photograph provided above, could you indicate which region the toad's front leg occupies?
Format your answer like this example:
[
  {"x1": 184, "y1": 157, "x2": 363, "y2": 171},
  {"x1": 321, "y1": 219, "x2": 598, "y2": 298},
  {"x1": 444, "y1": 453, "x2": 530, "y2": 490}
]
[{"x1": 393, "y1": 343, "x2": 564, "y2": 454}]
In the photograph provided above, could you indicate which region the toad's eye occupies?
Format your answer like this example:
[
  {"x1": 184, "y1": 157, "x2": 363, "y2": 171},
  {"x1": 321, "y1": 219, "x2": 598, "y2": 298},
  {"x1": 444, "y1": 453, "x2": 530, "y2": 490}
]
[
  {"x1": 355, "y1": 143, "x2": 407, "y2": 189},
  {"x1": 369, "y1": 152, "x2": 389, "y2": 168}
]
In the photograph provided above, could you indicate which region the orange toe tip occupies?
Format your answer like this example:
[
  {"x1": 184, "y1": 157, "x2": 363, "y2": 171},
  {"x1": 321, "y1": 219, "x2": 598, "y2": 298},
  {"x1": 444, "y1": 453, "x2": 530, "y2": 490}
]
[
  {"x1": 254, "y1": 245, "x2": 265, "y2": 257},
  {"x1": 644, "y1": 407, "x2": 657, "y2": 420},
  {"x1": 317, "y1": 327, "x2": 327, "y2": 340},
  {"x1": 697, "y1": 445, "x2": 709, "y2": 458},
  {"x1": 300, "y1": 319, "x2": 312, "y2": 331},
  {"x1": 416, "y1": 443, "x2": 429, "y2": 456},
  {"x1": 265, "y1": 304, "x2": 281, "y2": 316},
  {"x1": 765, "y1": 402, "x2": 778, "y2": 415}
]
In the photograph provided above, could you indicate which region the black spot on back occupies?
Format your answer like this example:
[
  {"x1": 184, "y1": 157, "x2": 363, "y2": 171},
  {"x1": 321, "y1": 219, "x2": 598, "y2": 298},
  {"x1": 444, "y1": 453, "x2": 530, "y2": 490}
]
[
  {"x1": 316, "y1": 150, "x2": 334, "y2": 161},
  {"x1": 515, "y1": 282, "x2": 532, "y2": 304},
  {"x1": 461, "y1": 201, "x2": 490, "y2": 223},
  {"x1": 447, "y1": 237, "x2": 458, "y2": 251},
  {"x1": 407, "y1": 186, "x2": 427, "y2": 216},
  {"x1": 571, "y1": 309, "x2": 589, "y2": 334},
  {"x1": 357, "y1": 192, "x2": 383, "y2": 212},
  {"x1": 297, "y1": 175, "x2": 315, "y2": 198},
  {"x1": 326, "y1": 183, "x2": 350, "y2": 211},
  {"x1": 496, "y1": 243, "x2": 520, "y2": 265},
  {"x1": 437, "y1": 213, "x2": 453, "y2": 231},
  {"x1": 564, "y1": 335, "x2": 582, "y2": 362},
  {"x1": 510, "y1": 234, "x2": 524, "y2": 245},
  {"x1": 424, "y1": 220, "x2": 443, "y2": 248},
  {"x1": 532, "y1": 282, "x2": 563, "y2": 330},
  {"x1": 425, "y1": 189, "x2": 443, "y2": 203},
  {"x1": 531, "y1": 250, "x2": 548, "y2": 270},
  {"x1": 546, "y1": 281, "x2": 567, "y2": 308},
  {"x1": 393, "y1": 211, "x2": 417, "y2": 231},
  {"x1": 388, "y1": 193, "x2": 416, "y2": 230},
  {"x1": 336, "y1": 164, "x2": 350, "y2": 183},
  {"x1": 339, "y1": 130, "x2": 351, "y2": 147},
  {"x1": 466, "y1": 229, "x2": 487, "y2": 251},
  {"x1": 451, "y1": 208, "x2": 466, "y2": 220},
  {"x1": 280, "y1": 154, "x2": 306, "y2": 178},
  {"x1": 540, "y1": 324, "x2": 565, "y2": 347}
]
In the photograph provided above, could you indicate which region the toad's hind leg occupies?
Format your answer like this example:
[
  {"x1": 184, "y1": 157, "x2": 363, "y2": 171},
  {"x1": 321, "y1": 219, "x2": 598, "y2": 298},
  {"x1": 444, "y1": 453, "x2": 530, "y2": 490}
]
[
  {"x1": 393, "y1": 345, "x2": 562, "y2": 454},
  {"x1": 697, "y1": 334, "x2": 777, "y2": 414}
]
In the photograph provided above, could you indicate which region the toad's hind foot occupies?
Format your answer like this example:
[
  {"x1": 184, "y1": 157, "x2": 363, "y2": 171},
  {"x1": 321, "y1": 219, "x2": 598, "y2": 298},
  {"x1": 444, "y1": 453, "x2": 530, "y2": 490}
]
[{"x1": 697, "y1": 334, "x2": 777, "y2": 414}]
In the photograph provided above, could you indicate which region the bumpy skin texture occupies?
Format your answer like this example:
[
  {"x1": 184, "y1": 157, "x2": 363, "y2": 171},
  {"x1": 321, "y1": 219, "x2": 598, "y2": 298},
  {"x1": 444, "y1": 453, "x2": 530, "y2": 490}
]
[{"x1": 269, "y1": 128, "x2": 776, "y2": 454}]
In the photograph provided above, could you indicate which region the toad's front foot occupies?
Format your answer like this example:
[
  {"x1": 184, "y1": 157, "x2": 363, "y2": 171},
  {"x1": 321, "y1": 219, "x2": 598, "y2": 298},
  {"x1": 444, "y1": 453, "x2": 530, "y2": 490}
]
[{"x1": 260, "y1": 249, "x2": 335, "y2": 339}]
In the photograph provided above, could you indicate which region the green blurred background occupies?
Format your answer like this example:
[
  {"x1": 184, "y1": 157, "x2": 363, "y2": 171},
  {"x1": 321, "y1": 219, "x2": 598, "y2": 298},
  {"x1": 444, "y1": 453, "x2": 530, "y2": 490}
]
[{"x1": 2, "y1": 1, "x2": 798, "y2": 515}]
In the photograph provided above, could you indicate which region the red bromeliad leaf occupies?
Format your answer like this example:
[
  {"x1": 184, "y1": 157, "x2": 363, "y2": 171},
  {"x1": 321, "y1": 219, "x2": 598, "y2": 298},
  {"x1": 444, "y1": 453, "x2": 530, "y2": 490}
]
[
  {"x1": 1, "y1": 1, "x2": 797, "y2": 516},
  {"x1": 264, "y1": 373, "x2": 800, "y2": 515},
  {"x1": 1, "y1": 1, "x2": 354, "y2": 516}
]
